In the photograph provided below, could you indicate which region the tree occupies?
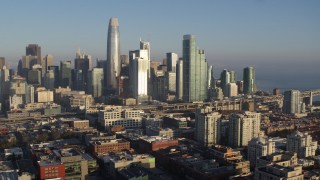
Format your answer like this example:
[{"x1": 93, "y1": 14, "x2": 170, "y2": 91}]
[
  {"x1": 37, "y1": 132, "x2": 49, "y2": 143},
  {"x1": 49, "y1": 129, "x2": 61, "y2": 141}
]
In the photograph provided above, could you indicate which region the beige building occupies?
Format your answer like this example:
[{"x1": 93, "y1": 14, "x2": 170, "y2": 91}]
[
  {"x1": 287, "y1": 130, "x2": 318, "y2": 158},
  {"x1": 9, "y1": 95, "x2": 23, "y2": 109},
  {"x1": 60, "y1": 118, "x2": 90, "y2": 129},
  {"x1": 146, "y1": 127, "x2": 174, "y2": 138},
  {"x1": 102, "y1": 152, "x2": 155, "y2": 179},
  {"x1": 53, "y1": 86, "x2": 72, "y2": 104},
  {"x1": 98, "y1": 108, "x2": 142, "y2": 130},
  {"x1": 209, "y1": 145, "x2": 250, "y2": 175},
  {"x1": 226, "y1": 83, "x2": 238, "y2": 97},
  {"x1": 71, "y1": 120, "x2": 89, "y2": 129},
  {"x1": 228, "y1": 111, "x2": 261, "y2": 147},
  {"x1": 248, "y1": 137, "x2": 276, "y2": 167},
  {"x1": 254, "y1": 164, "x2": 303, "y2": 180},
  {"x1": 195, "y1": 107, "x2": 221, "y2": 146},
  {"x1": 36, "y1": 90, "x2": 53, "y2": 103},
  {"x1": 257, "y1": 151, "x2": 298, "y2": 168}
]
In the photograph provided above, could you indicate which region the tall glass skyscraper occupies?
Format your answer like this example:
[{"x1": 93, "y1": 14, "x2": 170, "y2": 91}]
[
  {"x1": 182, "y1": 34, "x2": 208, "y2": 102},
  {"x1": 243, "y1": 66, "x2": 255, "y2": 95},
  {"x1": 106, "y1": 17, "x2": 120, "y2": 94},
  {"x1": 220, "y1": 69, "x2": 230, "y2": 96},
  {"x1": 60, "y1": 61, "x2": 72, "y2": 88}
]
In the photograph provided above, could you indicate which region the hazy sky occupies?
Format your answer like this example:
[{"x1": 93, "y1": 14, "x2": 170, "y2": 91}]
[{"x1": 0, "y1": 0, "x2": 319, "y2": 91}]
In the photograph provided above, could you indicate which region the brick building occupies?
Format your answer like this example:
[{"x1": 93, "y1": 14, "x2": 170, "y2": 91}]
[
  {"x1": 89, "y1": 139, "x2": 130, "y2": 155},
  {"x1": 38, "y1": 161, "x2": 65, "y2": 180},
  {"x1": 138, "y1": 136, "x2": 179, "y2": 153}
]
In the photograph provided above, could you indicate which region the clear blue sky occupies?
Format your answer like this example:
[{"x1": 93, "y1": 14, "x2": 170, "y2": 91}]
[{"x1": 0, "y1": 0, "x2": 319, "y2": 91}]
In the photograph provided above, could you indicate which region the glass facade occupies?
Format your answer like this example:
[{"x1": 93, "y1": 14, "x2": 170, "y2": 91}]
[
  {"x1": 60, "y1": 61, "x2": 72, "y2": 88},
  {"x1": 182, "y1": 35, "x2": 208, "y2": 102},
  {"x1": 243, "y1": 67, "x2": 255, "y2": 95},
  {"x1": 106, "y1": 18, "x2": 120, "y2": 92}
]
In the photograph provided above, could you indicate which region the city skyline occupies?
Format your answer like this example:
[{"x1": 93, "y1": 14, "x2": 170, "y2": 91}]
[{"x1": 0, "y1": 1, "x2": 319, "y2": 91}]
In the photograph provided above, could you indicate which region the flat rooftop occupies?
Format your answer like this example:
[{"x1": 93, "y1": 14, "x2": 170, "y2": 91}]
[
  {"x1": 102, "y1": 152, "x2": 153, "y2": 163},
  {"x1": 90, "y1": 139, "x2": 128, "y2": 145},
  {"x1": 38, "y1": 159, "x2": 62, "y2": 167},
  {"x1": 53, "y1": 149, "x2": 81, "y2": 157},
  {"x1": 140, "y1": 136, "x2": 175, "y2": 143}
]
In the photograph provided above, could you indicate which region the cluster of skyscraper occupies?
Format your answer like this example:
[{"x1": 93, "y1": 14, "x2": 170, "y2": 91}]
[
  {"x1": 0, "y1": 17, "x2": 258, "y2": 112},
  {"x1": 101, "y1": 18, "x2": 257, "y2": 103}
]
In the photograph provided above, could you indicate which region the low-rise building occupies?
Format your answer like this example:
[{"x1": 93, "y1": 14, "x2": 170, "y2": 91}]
[
  {"x1": 102, "y1": 152, "x2": 155, "y2": 179},
  {"x1": 16, "y1": 159, "x2": 37, "y2": 180},
  {"x1": 4, "y1": 147, "x2": 23, "y2": 160},
  {"x1": 248, "y1": 137, "x2": 276, "y2": 168},
  {"x1": 38, "y1": 159, "x2": 65, "y2": 180},
  {"x1": 146, "y1": 126, "x2": 174, "y2": 138},
  {"x1": 89, "y1": 139, "x2": 130, "y2": 155},
  {"x1": 254, "y1": 164, "x2": 303, "y2": 180},
  {"x1": 287, "y1": 130, "x2": 318, "y2": 158},
  {"x1": 209, "y1": 145, "x2": 250, "y2": 175},
  {"x1": 163, "y1": 116, "x2": 188, "y2": 129},
  {"x1": 154, "y1": 146, "x2": 236, "y2": 179},
  {"x1": 59, "y1": 118, "x2": 90, "y2": 129},
  {"x1": 257, "y1": 151, "x2": 298, "y2": 168},
  {"x1": 53, "y1": 149, "x2": 88, "y2": 180},
  {"x1": 99, "y1": 107, "x2": 142, "y2": 130},
  {"x1": 298, "y1": 158, "x2": 315, "y2": 168},
  {"x1": 36, "y1": 90, "x2": 54, "y2": 103},
  {"x1": 139, "y1": 136, "x2": 179, "y2": 153}
]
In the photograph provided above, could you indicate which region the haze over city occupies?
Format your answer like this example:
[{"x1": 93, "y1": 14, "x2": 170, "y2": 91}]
[
  {"x1": 0, "y1": 0, "x2": 319, "y2": 91},
  {"x1": 2, "y1": 1, "x2": 320, "y2": 180}
]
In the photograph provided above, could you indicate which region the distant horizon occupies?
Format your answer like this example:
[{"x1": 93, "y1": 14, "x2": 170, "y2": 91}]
[{"x1": 0, "y1": 1, "x2": 319, "y2": 92}]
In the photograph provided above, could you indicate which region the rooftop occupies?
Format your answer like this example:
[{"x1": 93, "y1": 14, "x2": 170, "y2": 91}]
[
  {"x1": 0, "y1": 161, "x2": 14, "y2": 171},
  {"x1": 4, "y1": 147, "x2": 23, "y2": 155},
  {"x1": 38, "y1": 159, "x2": 62, "y2": 167},
  {"x1": 102, "y1": 152, "x2": 154, "y2": 164},
  {"x1": 53, "y1": 149, "x2": 81, "y2": 157},
  {"x1": 90, "y1": 138, "x2": 128, "y2": 145},
  {"x1": 140, "y1": 136, "x2": 175, "y2": 143}
]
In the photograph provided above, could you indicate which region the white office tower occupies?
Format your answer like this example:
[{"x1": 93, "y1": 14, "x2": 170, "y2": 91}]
[
  {"x1": 2, "y1": 66, "x2": 10, "y2": 82},
  {"x1": 226, "y1": 83, "x2": 238, "y2": 97},
  {"x1": 88, "y1": 68, "x2": 104, "y2": 98},
  {"x1": 140, "y1": 40, "x2": 150, "y2": 77},
  {"x1": 228, "y1": 111, "x2": 261, "y2": 147},
  {"x1": 248, "y1": 137, "x2": 275, "y2": 167},
  {"x1": 129, "y1": 50, "x2": 149, "y2": 102},
  {"x1": 195, "y1": 107, "x2": 221, "y2": 146},
  {"x1": 176, "y1": 60, "x2": 183, "y2": 100},
  {"x1": 287, "y1": 130, "x2": 318, "y2": 158},
  {"x1": 207, "y1": 65, "x2": 213, "y2": 89}
]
